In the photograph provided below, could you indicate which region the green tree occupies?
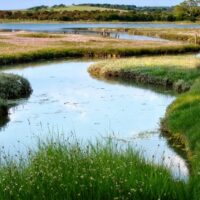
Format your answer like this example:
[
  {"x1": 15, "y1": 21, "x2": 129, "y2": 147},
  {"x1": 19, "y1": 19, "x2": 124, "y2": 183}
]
[{"x1": 174, "y1": 0, "x2": 200, "y2": 21}]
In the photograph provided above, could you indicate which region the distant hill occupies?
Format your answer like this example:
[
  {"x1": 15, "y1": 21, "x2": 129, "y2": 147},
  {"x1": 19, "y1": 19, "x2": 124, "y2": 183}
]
[
  {"x1": 77, "y1": 4, "x2": 137, "y2": 11},
  {"x1": 28, "y1": 4, "x2": 125, "y2": 12},
  {"x1": 28, "y1": 4, "x2": 171, "y2": 13}
]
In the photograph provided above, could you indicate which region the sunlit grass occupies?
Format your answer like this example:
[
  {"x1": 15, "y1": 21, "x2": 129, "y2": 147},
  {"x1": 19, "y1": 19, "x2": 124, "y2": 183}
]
[{"x1": 88, "y1": 55, "x2": 200, "y2": 92}]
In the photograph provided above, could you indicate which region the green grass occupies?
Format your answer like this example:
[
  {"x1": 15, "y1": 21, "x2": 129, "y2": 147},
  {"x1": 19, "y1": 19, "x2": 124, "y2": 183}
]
[
  {"x1": 163, "y1": 77, "x2": 200, "y2": 200},
  {"x1": 0, "y1": 45, "x2": 200, "y2": 66},
  {"x1": 88, "y1": 55, "x2": 200, "y2": 92},
  {"x1": 0, "y1": 138, "x2": 187, "y2": 200}
]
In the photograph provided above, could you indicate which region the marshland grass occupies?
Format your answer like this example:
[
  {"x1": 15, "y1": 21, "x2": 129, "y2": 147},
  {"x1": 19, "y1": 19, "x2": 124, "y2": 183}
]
[
  {"x1": 88, "y1": 55, "x2": 200, "y2": 92},
  {"x1": 0, "y1": 138, "x2": 187, "y2": 200},
  {"x1": 0, "y1": 31, "x2": 199, "y2": 65}
]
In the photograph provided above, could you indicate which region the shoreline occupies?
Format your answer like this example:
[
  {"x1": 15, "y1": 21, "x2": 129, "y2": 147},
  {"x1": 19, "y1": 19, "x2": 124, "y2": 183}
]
[{"x1": 88, "y1": 56, "x2": 200, "y2": 178}]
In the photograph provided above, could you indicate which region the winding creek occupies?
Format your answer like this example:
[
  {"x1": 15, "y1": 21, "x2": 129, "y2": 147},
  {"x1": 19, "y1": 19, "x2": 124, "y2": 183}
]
[
  {"x1": 1, "y1": 22, "x2": 200, "y2": 42},
  {"x1": 0, "y1": 60, "x2": 188, "y2": 180}
]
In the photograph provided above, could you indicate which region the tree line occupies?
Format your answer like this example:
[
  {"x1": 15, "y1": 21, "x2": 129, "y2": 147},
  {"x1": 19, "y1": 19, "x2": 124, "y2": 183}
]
[{"x1": 0, "y1": 1, "x2": 199, "y2": 22}]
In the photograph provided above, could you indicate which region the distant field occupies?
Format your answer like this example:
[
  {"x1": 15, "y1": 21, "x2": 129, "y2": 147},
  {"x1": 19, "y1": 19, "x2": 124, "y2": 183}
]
[{"x1": 30, "y1": 5, "x2": 124, "y2": 12}]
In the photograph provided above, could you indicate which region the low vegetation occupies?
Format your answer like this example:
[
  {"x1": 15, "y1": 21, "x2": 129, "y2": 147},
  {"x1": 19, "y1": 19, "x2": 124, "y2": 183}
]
[
  {"x1": 0, "y1": 139, "x2": 187, "y2": 200},
  {"x1": 0, "y1": 73, "x2": 32, "y2": 99},
  {"x1": 0, "y1": 73, "x2": 32, "y2": 121},
  {"x1": 88, "y1": 55, "x2": 200, "y2": 92}
]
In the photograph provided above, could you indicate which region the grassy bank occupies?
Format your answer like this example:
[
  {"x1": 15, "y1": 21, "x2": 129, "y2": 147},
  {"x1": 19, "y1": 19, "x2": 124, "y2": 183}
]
[
  {"x1": 2, "y1": 45, "x2": 200, "y2": 66},
  {"x1": 163, "y1": 78, "x2": 200, "y2": 200},
  {"x1": 0, "y1": 31, "x2": 200, "y2": 66},
  {"x1": 88, "y1": 55, "x2": 200, "y2": 93},
  {"x1": 0, "y1": 139, "x2": 186, "y2": 200},
  {"x1": 0, "y1": 73, "x2": 32, "y2": 120},
  {"x1": 88, "y1": 55, "x2": 200, "y2": 199},
  {"x1": 127, "y1": 28, "x2": 200, "y2": 45}
]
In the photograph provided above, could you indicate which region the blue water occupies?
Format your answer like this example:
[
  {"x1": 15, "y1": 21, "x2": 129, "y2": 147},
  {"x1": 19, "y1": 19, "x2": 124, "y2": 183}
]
[
  {"x1": 1, "y1": 23, "x2": 200, "y2": 32},
  {"x1": 0, "y1": 60, "x2": 188, "y2": 179}
]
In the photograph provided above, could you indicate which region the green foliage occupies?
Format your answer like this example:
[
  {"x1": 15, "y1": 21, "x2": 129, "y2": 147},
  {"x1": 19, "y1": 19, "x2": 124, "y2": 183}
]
[
  {"x1": 173, "y1": 0, "x2": 200, "y2": 21},
  {"x1": 0, "y1": 73, "x2": 32, "y2": 120},
  {"x1": 0, "y1": 3, "x2": 199, "y2": 22},
  {"x1": 0, "y1": 98, "x2": 8, "y2": 117},
  {"x1": 0, "y1": 73, "x2": 32, "y2": 100}
]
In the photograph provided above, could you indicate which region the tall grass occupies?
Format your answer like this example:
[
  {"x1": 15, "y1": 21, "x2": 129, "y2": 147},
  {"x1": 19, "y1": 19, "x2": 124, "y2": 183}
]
[{"x1": 0, "y1": 138, "x2": 187, "y2": 200}]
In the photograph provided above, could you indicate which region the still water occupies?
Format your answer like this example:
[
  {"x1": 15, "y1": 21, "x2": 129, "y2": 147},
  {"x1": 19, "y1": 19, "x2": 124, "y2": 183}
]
[
  {"x1": 1, "y1": 22, "x2": 200, "y2": 32},
  {"x1": 0, "y1": 60, "x2": 188, "y2": 179}
]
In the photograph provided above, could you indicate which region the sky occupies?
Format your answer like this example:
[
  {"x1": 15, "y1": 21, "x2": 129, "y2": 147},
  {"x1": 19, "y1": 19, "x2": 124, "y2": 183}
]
[{"x1": 0, "y1": 0, "x2": 183, "y2": 10}]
